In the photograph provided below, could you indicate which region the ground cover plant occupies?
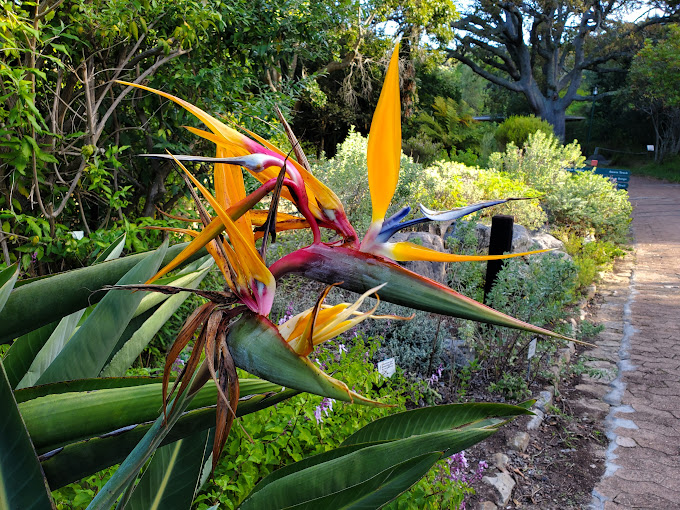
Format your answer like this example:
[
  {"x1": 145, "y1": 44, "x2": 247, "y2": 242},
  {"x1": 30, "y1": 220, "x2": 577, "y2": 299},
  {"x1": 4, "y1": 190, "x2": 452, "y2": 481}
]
[{"x1": 0, "y1": 44, "x2": 589, "y2": 510}]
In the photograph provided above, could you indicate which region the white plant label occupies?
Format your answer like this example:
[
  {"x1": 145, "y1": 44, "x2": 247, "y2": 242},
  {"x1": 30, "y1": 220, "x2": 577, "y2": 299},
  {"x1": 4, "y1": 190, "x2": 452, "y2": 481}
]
[
  {"x1": 527, "y1": 338, "x2": 537, "y2": 359},
  {"x1": 377, "y1": 358, "x2": 396, "y2": 378}
]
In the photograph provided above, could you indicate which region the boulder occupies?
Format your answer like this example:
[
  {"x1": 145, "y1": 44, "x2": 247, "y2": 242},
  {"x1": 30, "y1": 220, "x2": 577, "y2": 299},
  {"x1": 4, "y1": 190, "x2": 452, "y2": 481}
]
[
  {"x1": 531, "y1": 232, "x2": 565, "y2": 251},
  {"x1": 389, "y1": 232, "x2": 447, "y2": 283},
  {"x1": 441, "y1": 338, "x2": 475, "y2": 369},
  {"x1": 511, "y1": 224, "x2": 532, "y2": 253}
]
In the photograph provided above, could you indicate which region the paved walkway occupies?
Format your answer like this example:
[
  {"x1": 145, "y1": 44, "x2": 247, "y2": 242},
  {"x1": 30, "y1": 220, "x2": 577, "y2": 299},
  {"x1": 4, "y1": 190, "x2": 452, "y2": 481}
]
[{"x1": 593, "y1": 176, "x2": 680, "y2": 509}]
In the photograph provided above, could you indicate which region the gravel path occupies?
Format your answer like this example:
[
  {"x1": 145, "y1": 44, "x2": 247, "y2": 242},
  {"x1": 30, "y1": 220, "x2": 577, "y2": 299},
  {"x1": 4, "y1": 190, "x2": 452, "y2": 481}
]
[{"x1": 592, "y1": 175, "x2": 680, "y2": 509}]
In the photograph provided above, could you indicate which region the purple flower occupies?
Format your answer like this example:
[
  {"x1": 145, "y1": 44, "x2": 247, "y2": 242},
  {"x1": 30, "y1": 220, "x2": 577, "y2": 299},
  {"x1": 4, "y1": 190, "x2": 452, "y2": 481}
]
[
  {"x1": 313, "y1": 397, "x2": 336, "y2": 424},
  {"x1": 31, "y1": 251, "x2": 38, "y2": 263},
  {"x1": 338, "y1": 343, "x2": 347, "y2": 355},
  {"x1": 278, "y1": 301, "x2": 295, "y2": 325}
]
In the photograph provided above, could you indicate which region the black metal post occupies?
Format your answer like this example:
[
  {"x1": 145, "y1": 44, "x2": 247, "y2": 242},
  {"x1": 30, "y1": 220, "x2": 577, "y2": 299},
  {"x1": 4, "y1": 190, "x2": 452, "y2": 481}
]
[{"x1": 483, "y1": 215, "x2": 514, "y2": 304}]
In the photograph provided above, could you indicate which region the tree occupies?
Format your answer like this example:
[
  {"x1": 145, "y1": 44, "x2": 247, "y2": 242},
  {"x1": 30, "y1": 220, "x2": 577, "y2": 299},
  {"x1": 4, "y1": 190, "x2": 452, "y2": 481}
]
[
  {"x1": 447, "y1": 0, "x2": 679, "y2": 140},
  {"x1": 629, "y1": 24, "x2": 680, "y2": 162}
]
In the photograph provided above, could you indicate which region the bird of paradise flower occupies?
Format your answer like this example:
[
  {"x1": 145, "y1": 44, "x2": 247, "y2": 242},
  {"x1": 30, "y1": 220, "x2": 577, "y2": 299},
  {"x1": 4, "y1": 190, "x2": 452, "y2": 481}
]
[{"x1": 114, "y1": 43, "x2": 573, "y2": 470}]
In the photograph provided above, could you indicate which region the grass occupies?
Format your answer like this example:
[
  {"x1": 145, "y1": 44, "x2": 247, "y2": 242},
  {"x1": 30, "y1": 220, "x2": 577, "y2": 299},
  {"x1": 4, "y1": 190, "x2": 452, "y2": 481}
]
[{"x1": 615, "y1": 154, "x2": 680, "y2": 182}]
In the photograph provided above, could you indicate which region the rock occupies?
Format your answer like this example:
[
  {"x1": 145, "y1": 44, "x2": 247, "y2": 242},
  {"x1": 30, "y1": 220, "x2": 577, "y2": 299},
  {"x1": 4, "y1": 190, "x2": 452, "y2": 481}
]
[
  {"x1": 390, "y1": 232, "x2": 447, "y2": 283},
  {"x1": 527, "y1": 408, "x2": 545, "y2": 430},
  {"x1": 511, "y1": 224, "x2": 532, "y2": 253},
  {"x1": 509, "y1": 431, "x2": 530, "y2": 452},
  {"x1": 616, "y1": 436, "x2": 637, "y2": 448},
  {"x1": 474, "y1": 223, "x2": 491, "y2": 251},
  {"x1": 585, "y1": 284, "x2": 597, "y2": 300},
  {"x1": 441, "y1": 338, "x2": 475, "y2": 369},
  {"x1": 535, "y1": 390, "x2": 553, "y2": 412},
  {"x1": 477, "y1": 502, "x2": 498, "y2": 510},
  {"x1": 558, "y1": 348, "x2": 571, "y2": 367},
  {"x1": 482, "y1": 472, "x2": 516, "y2": 507},
  {"x1": 490, "y1": 452, "x2": 510, "y2": 471},
  {"x1": 531, "y1": 232, "x2": 565, "y2": 251}
]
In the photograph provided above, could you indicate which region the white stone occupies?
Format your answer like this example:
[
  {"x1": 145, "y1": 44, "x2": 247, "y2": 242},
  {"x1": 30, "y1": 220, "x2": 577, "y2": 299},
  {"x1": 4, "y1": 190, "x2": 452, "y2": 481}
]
[
  {"x1": 509, "y1": 431, "x2": 530, "y2": 452},
  {"x1": 482, "y1": 472, "x2": 516, "y2": 507},
  {"x1": 490, "y1": 452, "x2": 510, "y2": 471},
  {"x1": 527, "y1": 408, "x2": 545, "y2": 430}
]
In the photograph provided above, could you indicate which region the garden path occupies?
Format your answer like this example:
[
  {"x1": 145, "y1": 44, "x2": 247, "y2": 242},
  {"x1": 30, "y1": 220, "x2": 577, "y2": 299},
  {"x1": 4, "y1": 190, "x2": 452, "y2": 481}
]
[{"x1": 592, "y1": 175, "x2": 680, "y2": 509}]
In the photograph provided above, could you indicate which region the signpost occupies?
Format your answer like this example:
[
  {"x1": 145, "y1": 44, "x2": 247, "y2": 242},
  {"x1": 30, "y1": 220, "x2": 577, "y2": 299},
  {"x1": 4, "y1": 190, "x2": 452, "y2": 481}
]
[{"x1": 566, "y1": 167, "x2": 631, "y2": 190}]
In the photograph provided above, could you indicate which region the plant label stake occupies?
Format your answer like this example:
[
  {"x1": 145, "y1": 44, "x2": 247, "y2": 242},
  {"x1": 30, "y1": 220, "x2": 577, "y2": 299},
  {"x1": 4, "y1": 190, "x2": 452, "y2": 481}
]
[{"x1": 377, "y1": 358, "x2": 396, "y2": 378}]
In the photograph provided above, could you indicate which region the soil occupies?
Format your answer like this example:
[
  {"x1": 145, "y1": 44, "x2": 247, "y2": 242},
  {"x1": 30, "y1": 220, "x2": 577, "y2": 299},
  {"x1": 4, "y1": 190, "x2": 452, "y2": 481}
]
[{"x1": 457, "y1": 349, "x2": 608, "y2": 509}]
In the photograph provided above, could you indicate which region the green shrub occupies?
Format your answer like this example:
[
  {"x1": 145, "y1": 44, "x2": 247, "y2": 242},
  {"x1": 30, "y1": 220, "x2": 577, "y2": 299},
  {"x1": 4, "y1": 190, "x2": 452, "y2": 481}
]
[
  {"x1": 489, "y1": 130, "x2": 584, "y2": 192},
  {"x1": 474, "y1": 253, "x2": 577, "y2": 382},
  {"x1": 489, "y1": 131, "x2": 631, "y2": 244},
  {"x1": 403, "y1": 134, "x2": 446, "y2": 166},
  {"x1": 495, "y1": 115, "x2": 554, "y2": 149},
  {"x1": 555, "y1": 229, "x2": 627, "y2": 288},
  {"x1": 543, "y1": 171, "x2": 632, "y2": 244},
  {"x1": 423, "y1": 161, "x2": 547, "y2": 229},
  {"x1": 488, "y1": 373, "x2": 531, "y2": 401}
]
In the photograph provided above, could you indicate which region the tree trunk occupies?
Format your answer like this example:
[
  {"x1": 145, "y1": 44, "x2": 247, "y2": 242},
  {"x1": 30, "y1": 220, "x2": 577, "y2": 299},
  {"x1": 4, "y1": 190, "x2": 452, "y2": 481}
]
[{"x1": 537, "y1": 100, "x2": 566, "y2": 142}]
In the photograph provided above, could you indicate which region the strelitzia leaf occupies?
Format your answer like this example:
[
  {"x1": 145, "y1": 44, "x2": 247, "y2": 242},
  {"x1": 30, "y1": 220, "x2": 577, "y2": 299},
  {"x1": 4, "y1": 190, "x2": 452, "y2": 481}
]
[
  {"x1": 100, "y1": 260, "x2": 213, "y2": 377},
  {"x1": 35, "y1": 241, "x2": 168, "y2": 385},
  {"x1": 0, "y1": 360, "x2": 55, "y2": 510},
  {"x1": 35, "y1": 382, "x2": 297, "y2": 489},
  {"x1": 0, "y1": 263, "x2": 19, "y2": 312},
  {"x1": 122, "y1": 429, "x2": 211, "y2": 510},
  {"x1": 0, "y1": 242, "x2": 206, "y2": 344},
  {"x1": 240, "y1": 402, "x2": 531, "y2": 509}
]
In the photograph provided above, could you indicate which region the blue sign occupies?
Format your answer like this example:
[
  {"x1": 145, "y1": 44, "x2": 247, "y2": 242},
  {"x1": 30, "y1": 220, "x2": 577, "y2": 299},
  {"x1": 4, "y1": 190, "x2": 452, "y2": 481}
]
[{"x1": 566, "y1": 167, "x2": 630, "y2": 190}]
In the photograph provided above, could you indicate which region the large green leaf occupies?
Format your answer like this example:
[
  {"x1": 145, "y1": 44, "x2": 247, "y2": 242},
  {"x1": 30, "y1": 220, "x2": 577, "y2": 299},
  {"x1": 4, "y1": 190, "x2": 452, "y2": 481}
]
[
  {"x1": 16, "y1": 310, "x2": 86, "y2": 389},
  {"x1": 100, "y1": 260, "x2": 213, "y2": 377},
  {"x1": 285, "y1": 453, "x2": 441, "y2": 510},
  {"x1": 0, "y1": 242, "x2": 206, "y2": 343},
  {"x1": 4, "y1": 236, "x2": 130, "y2": 386},
  {"x1": 0, "y1": 360, "x2": 54, "y2": 510},
  {"x1": 35, "y1": 242, "x2": 168, "y2": 385},
  {"x1": 14, "y1": 376, "x2": 161, "y2": 403},
  {"x1": 41, "y1": 388, "x2": 297, "y2": 490},
  {"x1": 85, "y1": 391, "x2": 193, "y2": 510},
  {"x1": 0, "y1": 264, "x2": 19, "y2": 312},
  {"x1": 271, "y1": 244, "x2": 572, "y2": 340},
  {"x1": 3, "y1": 322, "x2": 58, "y2": 389},
  {"x1": 122, "y1": 429, "x2": 211, "y2": 510},
  {"x1": 240, "y1": 403, "x2": 532, "y2": 509},
  {"x1": 341, "y1": 402, "x2": 533, "y2": 447},
  {"x1": 239, "y1": 429, "x2": 495, "y2": 509},
  {"x1": 93, "y1": 233, "x2": 127, "y2": 264},
  {"x1": 20, "y1": 378, "x2": 282, "y2": 452}
]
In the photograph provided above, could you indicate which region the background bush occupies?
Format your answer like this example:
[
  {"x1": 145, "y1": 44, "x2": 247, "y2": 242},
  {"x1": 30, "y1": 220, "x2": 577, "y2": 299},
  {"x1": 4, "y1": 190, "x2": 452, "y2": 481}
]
[{"x1": 494, "y1": 115, "x2": 554, "y2": 149}]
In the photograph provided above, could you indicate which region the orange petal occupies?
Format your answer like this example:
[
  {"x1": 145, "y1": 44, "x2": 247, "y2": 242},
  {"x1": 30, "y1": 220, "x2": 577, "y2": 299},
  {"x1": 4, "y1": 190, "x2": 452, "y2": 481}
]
[{"x1": 367, "y1": 44, "x2": 401, "y2": 223}]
